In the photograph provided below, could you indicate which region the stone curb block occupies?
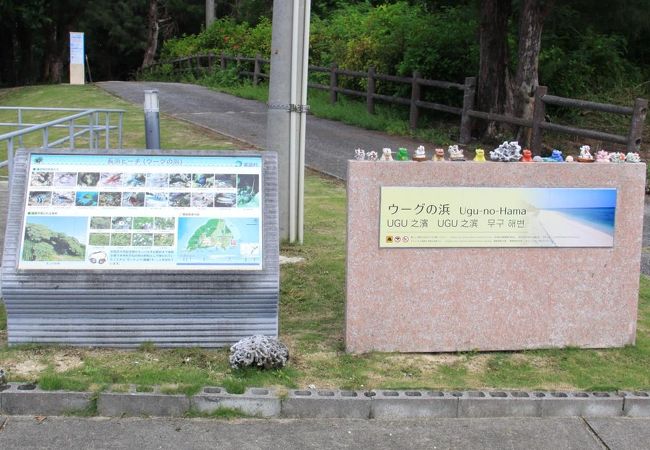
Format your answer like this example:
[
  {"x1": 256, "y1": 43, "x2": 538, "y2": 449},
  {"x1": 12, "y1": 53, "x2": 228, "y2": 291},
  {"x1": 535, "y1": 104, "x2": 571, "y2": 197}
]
[
  {"x1": 0, "y1": 383, "x2": 92, "y2": 415},
  {"x1": 370, "y1": 390, "x2": 458, "y2": 418},
  {"x1": 457, "y1": 390, "x2": 540, "y2": 418},
  {"x1": 2, "y1": 386, "x2": 648, "y2": 418},
  {"x1": 191, "y1": 387, "x2": 281, "y2": 417},
  {"x1": 281, "y1": 389, "x2": 371, "y2": 419},
  {"x1": 97, "y1": 386, "x2": 189, "y2": 417},
  {"x1": 620, "y1": 391, "x2": 650, "y2": 417},
  {"x1": 538, "y1": 391, "x2": 622, "y2": 417}
]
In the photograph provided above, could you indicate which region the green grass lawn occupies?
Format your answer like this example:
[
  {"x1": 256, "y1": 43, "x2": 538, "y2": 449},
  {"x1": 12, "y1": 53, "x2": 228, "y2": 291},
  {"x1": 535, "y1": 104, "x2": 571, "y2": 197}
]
[{"x1": 0, "y1": 84, "x2": 649, "y2": 395}]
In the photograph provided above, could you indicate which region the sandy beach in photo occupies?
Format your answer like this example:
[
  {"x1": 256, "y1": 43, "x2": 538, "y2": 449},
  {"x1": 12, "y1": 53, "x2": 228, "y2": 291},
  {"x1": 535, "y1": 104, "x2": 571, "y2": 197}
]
[{"x1": 536, "y1": 210, "x2": 613, "y2": 247}]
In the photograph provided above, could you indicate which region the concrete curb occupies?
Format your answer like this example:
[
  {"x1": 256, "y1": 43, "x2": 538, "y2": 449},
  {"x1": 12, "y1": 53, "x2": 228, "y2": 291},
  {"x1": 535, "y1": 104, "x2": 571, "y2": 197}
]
[{"x1": 1, "y1": 384, "x2": 648, "y2": 419}]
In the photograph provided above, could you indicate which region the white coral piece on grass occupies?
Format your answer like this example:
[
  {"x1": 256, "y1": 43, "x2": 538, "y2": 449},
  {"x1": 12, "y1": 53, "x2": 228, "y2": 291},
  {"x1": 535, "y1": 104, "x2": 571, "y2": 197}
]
[{"x1": 229, "y1": 335, "x2": 289, "y2": 370}]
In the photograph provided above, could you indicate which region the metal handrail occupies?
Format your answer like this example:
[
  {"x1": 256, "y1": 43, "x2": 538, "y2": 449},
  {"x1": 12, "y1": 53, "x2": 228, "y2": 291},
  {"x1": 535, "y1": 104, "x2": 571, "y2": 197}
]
[{"x1": 0, "y1": 107, "x2": 125, "y2": 181}]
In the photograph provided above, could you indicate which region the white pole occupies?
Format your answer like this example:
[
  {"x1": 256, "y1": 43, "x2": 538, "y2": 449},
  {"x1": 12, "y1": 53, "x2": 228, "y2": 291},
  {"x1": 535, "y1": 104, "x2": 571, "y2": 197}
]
[
  {"x1": 297, "y1": 0, "x2": 311, "y2": 244},
  {"x1": 289, "y1": 0, "x2": 300, "y2": 242},
  {"x1": 267, "y1": 0, "x2": 311, "y2": 243}
]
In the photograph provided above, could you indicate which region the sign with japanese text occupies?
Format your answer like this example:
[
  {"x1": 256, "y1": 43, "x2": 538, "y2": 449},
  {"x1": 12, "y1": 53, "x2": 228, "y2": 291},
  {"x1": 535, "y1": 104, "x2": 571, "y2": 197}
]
[
  {"x1": 380, "y1": 187, "x2": 616, "y2": 248},
  {"x1": 19, "y1": 153, "x2": 263, "y2": 270}
]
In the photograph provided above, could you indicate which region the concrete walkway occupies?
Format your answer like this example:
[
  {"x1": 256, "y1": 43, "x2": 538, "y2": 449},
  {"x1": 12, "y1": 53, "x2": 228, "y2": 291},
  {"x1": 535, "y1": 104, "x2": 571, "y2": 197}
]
[{"x1": 2, "y1": 415, "x2": 649, "y2": 450}]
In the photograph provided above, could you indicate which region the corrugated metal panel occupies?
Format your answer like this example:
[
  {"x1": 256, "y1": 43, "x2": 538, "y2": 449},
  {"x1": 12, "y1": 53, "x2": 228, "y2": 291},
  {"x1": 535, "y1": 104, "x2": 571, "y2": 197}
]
[{"x1": 1, "y1": 149, "x2": 279, "y2": 347}]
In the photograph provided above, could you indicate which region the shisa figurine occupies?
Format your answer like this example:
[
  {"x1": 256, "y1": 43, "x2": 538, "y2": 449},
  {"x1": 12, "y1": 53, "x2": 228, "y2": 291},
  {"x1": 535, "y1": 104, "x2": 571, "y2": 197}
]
[
  {"x1": 565, "y1": 155, "x2": 574, "y2": 162},
  {"x1": 473, "y1": 149, "x2": 486, "y2": 162},
  {"x1": 521, "y1": 149, "x2": 533, "y2": 162},
  {"x1": 625, "y1": 152, "x2": 641, "y2": 163},
  {"x1": 447, "y1": 145, "x2": 465, "y2": 161},
  {"x1": 610, "y1": 152, "x2": 625, "y2": 163},
  {"x1": 550, "y1": 149, "x2": 564, "y2": 162},
  {"x1": 354, "y1": 148, "x2": 366, "y2": 160},
  {"x1": 595, "y1": 150, "x2": 610, "y2": 162},
  {"x1": 432, "y1": 148, "x2": 445, "y2": 161},
  {"x1": 380, "y1": 148, "x2": 393, "y2": 161},
  {"x1": 490, "y1": 141, "x2": 522, "y2": 162},
  {"x1": 366, "y1": 150, "x2": 378, "y2": 161},
  {"x1": 577, "y1": 145, "x2": 594, "y2": 162},
  {"x1": 396, "y1": 147, "x2": 410, "y2": 161},
  {"x1": 413, "y1": 145, "x2": 427, "y2": 162}
]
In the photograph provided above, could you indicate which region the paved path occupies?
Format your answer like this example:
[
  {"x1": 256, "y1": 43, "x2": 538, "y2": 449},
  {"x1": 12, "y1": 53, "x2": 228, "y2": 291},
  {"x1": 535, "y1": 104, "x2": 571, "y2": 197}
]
[
  {"x1": 99, "y1": 81, "x2": 427, "y2": 180},
  {"x1": 1, "y1": 415, "x2": 649, "y2": 449}
]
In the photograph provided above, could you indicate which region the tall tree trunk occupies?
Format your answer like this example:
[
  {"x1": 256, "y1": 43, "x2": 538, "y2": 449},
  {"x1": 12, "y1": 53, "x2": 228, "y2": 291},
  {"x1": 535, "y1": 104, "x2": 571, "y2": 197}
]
[
  {"x1": 42, "y1": 24, "x2": 65, "y2": 83},
  {"x1": 206, "y1": 0, "x2": 215, "y2": 29},
  {"x1": 511, "y1": 0, "x2": 555, "y2": 144},
  {"x1": 476, "y1": 0, "x2": 512, "y2": 139},
  {"x1": 142, "y1": 0, "x2": 159, "y2": 68},
  {"x1": 0, "y1": 25, "x2": 17, "y2": 86}
]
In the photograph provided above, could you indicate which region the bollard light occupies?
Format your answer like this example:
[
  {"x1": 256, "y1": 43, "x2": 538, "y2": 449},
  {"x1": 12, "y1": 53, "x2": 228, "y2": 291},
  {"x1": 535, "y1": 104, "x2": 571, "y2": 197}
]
[{"x1": 144, "y1": 89, "x2": 161, "y2": 150}]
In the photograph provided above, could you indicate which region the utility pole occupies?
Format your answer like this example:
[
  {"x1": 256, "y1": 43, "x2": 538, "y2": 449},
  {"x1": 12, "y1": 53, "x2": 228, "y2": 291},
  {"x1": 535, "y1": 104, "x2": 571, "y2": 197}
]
[
  {"x1": 206, "y1": 0, "x2": 215, "y2": 28},
  {"x1": 267, "y1": 0, "x2": 311, "y2": 243}
]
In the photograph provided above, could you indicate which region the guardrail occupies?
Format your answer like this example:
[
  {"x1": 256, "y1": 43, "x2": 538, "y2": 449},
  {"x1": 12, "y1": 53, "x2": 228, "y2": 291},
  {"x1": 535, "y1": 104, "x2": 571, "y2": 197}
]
[
  {"x1": 142, "y1": 53, "x2": 648, "y2": 155},
  {"x1": 0, "y1": 107, "x2": 125, "y2": 180}
]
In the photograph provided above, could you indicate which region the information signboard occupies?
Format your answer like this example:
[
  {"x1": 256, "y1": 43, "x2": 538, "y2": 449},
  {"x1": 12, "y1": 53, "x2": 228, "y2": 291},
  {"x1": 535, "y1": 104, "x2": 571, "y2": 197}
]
[
  {"x1": 380, "y1": 187, "x2": 616, "y2": 248},
  {"x1": 69, "y1": 32, "x2": 84, "y2": 65},
  {"x1": 19, "y1": 153, "x2": 263, "y2": 270}
]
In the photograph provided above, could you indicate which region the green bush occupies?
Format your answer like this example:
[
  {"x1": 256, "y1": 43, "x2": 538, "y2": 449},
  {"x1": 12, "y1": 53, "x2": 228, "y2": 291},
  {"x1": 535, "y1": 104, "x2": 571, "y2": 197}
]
[
  {"x1": 540, "y1": 29, "x2": 641, "y2": 99},
  {"x1": 162, "y1": 17, "x2": 272, "y2": 61}
]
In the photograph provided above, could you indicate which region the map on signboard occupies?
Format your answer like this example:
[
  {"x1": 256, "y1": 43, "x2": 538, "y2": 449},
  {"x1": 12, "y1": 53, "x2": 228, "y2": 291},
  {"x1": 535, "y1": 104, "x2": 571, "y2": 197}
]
[{"x1": 177, "y1": 217, "x2": 260, "y2": 265}]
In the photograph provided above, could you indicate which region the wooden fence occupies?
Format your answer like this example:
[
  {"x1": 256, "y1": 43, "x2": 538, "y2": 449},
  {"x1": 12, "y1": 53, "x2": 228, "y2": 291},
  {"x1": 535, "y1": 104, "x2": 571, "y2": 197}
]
[{"x1": 141, "y1": 53, "x2": 648, "y2": 154}]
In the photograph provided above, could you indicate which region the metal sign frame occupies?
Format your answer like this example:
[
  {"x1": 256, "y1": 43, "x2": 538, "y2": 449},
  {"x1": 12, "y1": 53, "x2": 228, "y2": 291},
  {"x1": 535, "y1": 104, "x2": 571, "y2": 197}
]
[{"x1": 2, "y1": 149, "x2": 279, "y2": 347}]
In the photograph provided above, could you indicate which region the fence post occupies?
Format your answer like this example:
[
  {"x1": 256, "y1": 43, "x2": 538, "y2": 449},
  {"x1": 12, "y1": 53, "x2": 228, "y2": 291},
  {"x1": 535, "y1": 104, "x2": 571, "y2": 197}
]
[
  {"x1": 235, "y1": 55, "x2": 242, "y2": 80},
  {"x1": 208, "y1": 53, "x2": 214, "y2": 71},
  {"x1": 329, "y1": 63, "x2": 338, "y2": 104},
  {"x1": 367, "y1": 66, "x2": 376, "y2": 114},
  {"x1": 531, "y1": 85, "x2": 547, "y2": 155},
  {"x1": 409, "y1": 71, "x2": 421, "y2": 130},
  {"x1": 253, "y1": 53, "x2": 261, "y2": 85},
  {"x1": 627, "y1": 98, "x2": 648, "y2": 153},
  {"x1": 459, "y1": 76, "x2": 476, "y2": 144},
  {"x1": 195, "y1": 55, "x2": 201, "y2": 75},
  {"x1": 220, "y1": 52, "x2": 226, "y2": 70}
]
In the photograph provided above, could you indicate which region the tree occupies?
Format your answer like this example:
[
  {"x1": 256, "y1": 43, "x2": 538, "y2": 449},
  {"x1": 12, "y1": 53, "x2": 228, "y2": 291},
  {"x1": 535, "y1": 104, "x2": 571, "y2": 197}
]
[
  {"x1": 142, "y1": 0, "x2": 159, "y2": 68},
  {"x1": 476, "y1": 0, "x2": 512, "y2": 138},
  {"x1": 511, "y1": 0, "x2": 554, "y2": 140},
  {"x1": 476, "y1": 0, "x2": 555, "y2": 142}
]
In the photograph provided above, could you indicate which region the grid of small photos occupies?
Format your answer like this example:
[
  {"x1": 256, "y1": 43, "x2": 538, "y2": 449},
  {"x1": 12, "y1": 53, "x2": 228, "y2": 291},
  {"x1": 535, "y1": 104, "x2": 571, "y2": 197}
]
[
  {"x1": 27, "y1": 171, "x2": 260, "y2": 209},
  {"x1": 88, "y1": 216, "x2": 175, "y2": 248}
]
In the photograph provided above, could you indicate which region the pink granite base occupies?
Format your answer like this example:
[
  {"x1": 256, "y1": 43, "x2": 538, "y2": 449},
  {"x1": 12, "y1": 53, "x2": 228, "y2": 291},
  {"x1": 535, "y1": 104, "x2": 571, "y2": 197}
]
[{"x1": 345, "y1": 161, "x2": 646, "y2": 353}]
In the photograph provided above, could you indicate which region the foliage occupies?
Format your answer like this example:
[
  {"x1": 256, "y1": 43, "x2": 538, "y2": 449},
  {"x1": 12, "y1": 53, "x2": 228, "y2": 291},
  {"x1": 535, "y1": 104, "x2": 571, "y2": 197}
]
[
  {"x1": 158, "y1": 0, "x2": 648, "y2": 106},
  {"x1": 540, "y1": 25, "x2": 642, "y2": 99},
  {"x1": 162, "y1": 17, "x2": 272, "y2": 60}
]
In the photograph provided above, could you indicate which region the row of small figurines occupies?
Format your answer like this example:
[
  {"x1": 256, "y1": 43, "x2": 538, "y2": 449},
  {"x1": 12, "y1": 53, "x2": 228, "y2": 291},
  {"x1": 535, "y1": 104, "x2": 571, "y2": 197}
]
[{"x1": 353, "y1": 143, "x2": 642, "y2": 163}]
